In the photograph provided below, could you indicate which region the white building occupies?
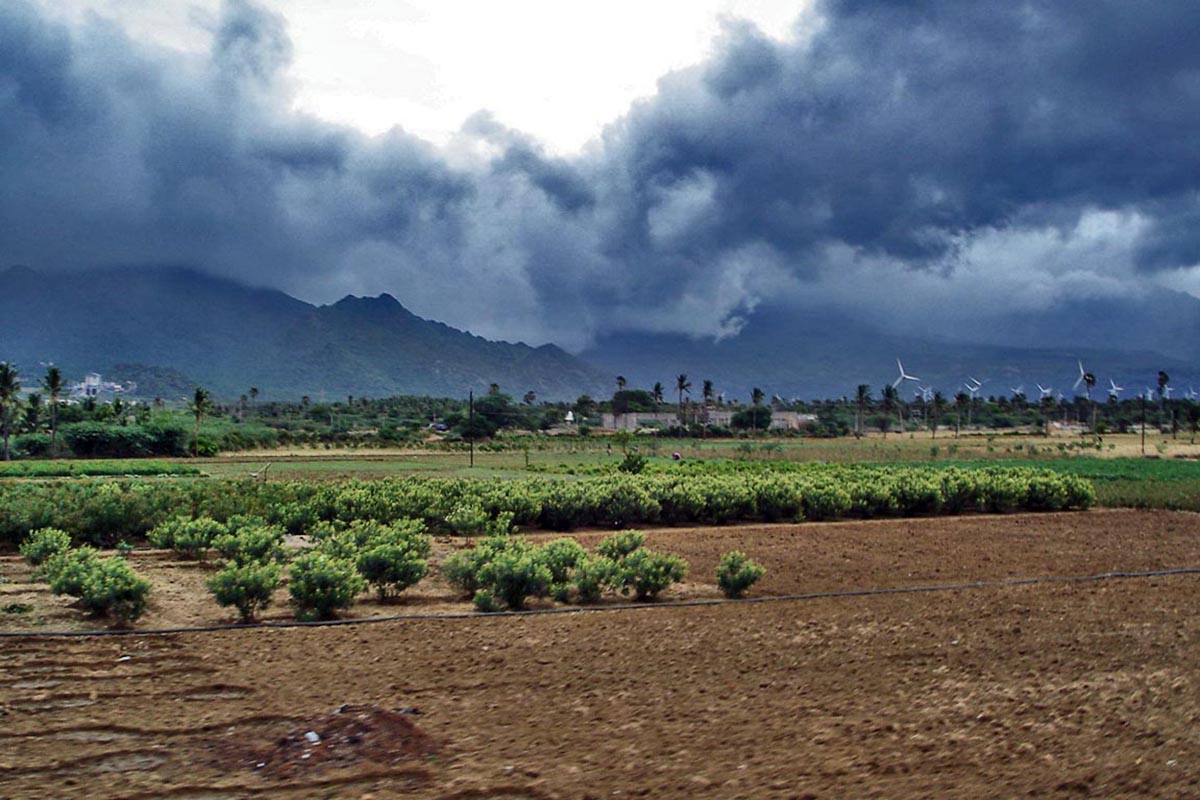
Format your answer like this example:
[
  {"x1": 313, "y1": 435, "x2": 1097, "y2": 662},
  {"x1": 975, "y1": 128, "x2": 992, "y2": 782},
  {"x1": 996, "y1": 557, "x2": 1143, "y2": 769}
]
[{"x1": 69, "y1": 373, "x2": 136, "y2": 400}]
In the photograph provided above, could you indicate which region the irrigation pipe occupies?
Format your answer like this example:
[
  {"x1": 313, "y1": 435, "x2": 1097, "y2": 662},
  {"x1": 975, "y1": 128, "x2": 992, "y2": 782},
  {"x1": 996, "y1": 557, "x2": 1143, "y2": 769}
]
[{"x1": 2, "y1": 567, "x2": 1198, "y2": 639}]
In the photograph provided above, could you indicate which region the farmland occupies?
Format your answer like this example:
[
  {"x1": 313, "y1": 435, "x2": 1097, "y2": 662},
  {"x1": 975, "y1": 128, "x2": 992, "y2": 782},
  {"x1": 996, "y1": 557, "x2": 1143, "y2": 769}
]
[
  {"x1": 2, "y1": 440, "x2": 1199, "y2": 798},
  {"x1": 2, "y1": 510, "x2": 1199, "y2": 798}
]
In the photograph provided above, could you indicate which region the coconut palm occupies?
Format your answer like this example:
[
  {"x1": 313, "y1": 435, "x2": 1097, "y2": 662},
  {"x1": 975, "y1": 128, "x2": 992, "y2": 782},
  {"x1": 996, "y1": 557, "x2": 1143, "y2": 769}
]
[
  {"x1": 854, "y1": 384, "x2": 871, "y2": 439},
  {"x1": 880, "y1": 384, "x2": 897, "y2": 439},
  {"x1": 189, "y1": 386, "x2": 211, "y2": 458},
  {"x1": 42, "y1": 366, "x2": 63, "y2": 457},
  {"x1": 652, "y1": 382, "x2": 664, "y2": 410},
  {"x1": 23, "y1": 392, "x2": 43, "y2": 432},
  {"x1": 931, "y1": 390, "x2": 947, "y2": 438},
  {"x1": 675, "y1": 374, "x2": 692, "y2": 426},
  {"x1": 0, "y1": 363, "x2": 21, "y2": 461}
]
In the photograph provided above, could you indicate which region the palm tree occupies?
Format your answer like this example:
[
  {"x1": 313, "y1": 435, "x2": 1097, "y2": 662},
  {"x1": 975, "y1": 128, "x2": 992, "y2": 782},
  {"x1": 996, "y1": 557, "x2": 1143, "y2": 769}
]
[
  {"x1": 0, "y1": 363, "x2": 22, "y2": 461},
  {"x1": 42, "y1": 366, "x2": 63, "y2": 457},
  {"x1": 750, "y1": 387, "x2": 766, "y2": 433},
  {"x1": 675, "y1": 374, "x2": 692, "y2": 426},
  {"x1": 249, "y1": 386, "x2": 259, "y2": 408},
  {"x1": 616, "y1": 375, "x2": 627, "y2": 392},
  {"x1": 702, "y1": 380, "x2": 714, "y2": 406},
  {"x1": 23, "y1": 392, "x2": 43, "y2": 432},
  {"x1": 1157, "y1": 370, "x2": 1173, "y2": 435},
  {"x1": 189, "y1": 386, "x2": 211, "y2": 458},
  {"x1": 954, "y1": 391, "x2": 970, "y2": 438},
  {"x1": 854, "y1": 384, "x2": 871, "y2": 439},
  {"x1": 931, "y1": 390, "x2": 947, "y2": 438},
  {"x1": 879, "y1": 384, "x2": 897, "y2": 439},
  {"x1": 652, "y1": 382, "x2": 664, "y2": 411}
]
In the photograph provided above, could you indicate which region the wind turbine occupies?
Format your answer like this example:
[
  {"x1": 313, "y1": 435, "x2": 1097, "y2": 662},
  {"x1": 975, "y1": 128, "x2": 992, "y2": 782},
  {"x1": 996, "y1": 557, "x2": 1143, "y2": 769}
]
[
  {"x1": 1010, "y1": 384, "x2": 1024, "y2": 396},
  {"x1": 1037, "y1": 384, "x2": 1053, "y2": 400},
  {"x1": 1072, "y1": 361, "x2": 1087, "y2": 392},
  {"x1": 964, "y1": 377, "x2": 983, "y2": 400},
  {"x1": 1187, "y1": 387, "x2": 1198, "y2": 401},
  {"x1": 893, "y1": 359, "x2": 921, "y2": 390},
  {"x1": 1108, "y1": 379, "x2": 1124, "y2": 399}
]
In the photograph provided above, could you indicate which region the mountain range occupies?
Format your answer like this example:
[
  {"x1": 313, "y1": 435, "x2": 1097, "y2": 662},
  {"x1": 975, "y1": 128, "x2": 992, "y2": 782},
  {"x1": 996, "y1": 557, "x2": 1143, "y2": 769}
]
[
  {"x1": 0, "y1": 266, "x2": 607, "y2": 401},
  {"x1": 2, "y1": 266, "x2": 1197, "y2": 402}
]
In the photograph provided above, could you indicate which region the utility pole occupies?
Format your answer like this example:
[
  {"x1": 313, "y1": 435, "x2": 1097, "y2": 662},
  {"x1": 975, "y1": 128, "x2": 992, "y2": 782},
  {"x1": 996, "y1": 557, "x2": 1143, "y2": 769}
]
[{"x1": 468, "y1": 390, "x2": 475, "y2": 468}]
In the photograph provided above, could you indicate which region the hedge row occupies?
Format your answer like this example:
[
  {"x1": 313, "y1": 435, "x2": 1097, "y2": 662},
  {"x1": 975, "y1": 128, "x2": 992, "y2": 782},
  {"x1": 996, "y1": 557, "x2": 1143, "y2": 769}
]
[{"x1": 0, "y1": 466, "x2": 1094, "y2": 548}]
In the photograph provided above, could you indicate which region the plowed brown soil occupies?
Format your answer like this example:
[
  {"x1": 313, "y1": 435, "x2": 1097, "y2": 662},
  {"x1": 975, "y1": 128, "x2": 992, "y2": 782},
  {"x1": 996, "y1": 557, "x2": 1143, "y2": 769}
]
[{"x1": 2, "y1": 509, "x2": 1199, "y2": 798}]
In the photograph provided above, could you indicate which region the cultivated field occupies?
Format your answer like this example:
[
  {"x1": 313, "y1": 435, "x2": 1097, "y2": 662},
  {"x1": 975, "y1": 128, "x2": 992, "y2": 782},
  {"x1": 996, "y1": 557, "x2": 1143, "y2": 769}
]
[{"x1": 3, "y1": 509, "x2": 1199, "y2": 798}]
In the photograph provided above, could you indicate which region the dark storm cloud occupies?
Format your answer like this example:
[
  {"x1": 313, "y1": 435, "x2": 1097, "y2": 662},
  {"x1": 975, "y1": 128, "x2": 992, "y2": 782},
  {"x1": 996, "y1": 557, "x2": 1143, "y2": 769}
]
[{"x1": 3, "y1": 0, "x2": 1200, "y2": 347}]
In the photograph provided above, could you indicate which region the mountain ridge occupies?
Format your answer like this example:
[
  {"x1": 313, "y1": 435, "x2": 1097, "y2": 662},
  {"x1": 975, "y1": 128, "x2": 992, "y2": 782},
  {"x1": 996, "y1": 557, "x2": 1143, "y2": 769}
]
[{"x1": 0, "y1": 266, "x2": 606, "y2": 401}]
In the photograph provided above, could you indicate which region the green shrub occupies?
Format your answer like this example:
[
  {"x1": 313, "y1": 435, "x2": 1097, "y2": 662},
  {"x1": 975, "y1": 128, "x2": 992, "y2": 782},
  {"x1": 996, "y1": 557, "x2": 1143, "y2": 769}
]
[
  {"x1": 440, "y1": 535, "x2": 518, "y2": 597},
  {"x1": 476, "y1": 546, "x2": 552, "y2": 610},
  {"x1": 78, "y1": 557, "x2": 152, "y2": 625},
  {"x1": 617, "y1": 453, "x2": 647, "y2": 474},
  {"x1": 356, "y1": 540, "x2": 430, "y2": 600},
  {"x1": 618, "y1": 550, "x2": 688, "y2": 601},
  {"x1": 20, "y1": 527, "x2": 72, "y2": 568},
  {"x1": 213, "y1": 525, "x2": 288, "y2": 565},
  {"x1": 208, "y1": 561, "x2": 282, "y2": 622},
  {"x1": 46, "y1": 547, "x2": 102, "y2": 598},
  {"x1": 320, "y1": 518, "x2": 427, "y2": 562},
  {"x1": 540, "y1": 538, "x2": 587, "y2": 585},
  {"x1": 572, "y1": 556, "x2": 622, "y2": 604},
  {"x1": 716, "y1": 551, "x2": 766, "y2": 599},
  {"x1": 446, "y1": 503, "x2": 488, "y2": 539},
  {"x1": 801, "y1": 482, "x2": 852, "y2": 521},
  {"x1": 269, "y1": 502, "x2": 319, "y2": 536},
  {"x1": 288, "y1": 552, "x2": 365, "y2": 621},
  {"x1": 473, "y1": 588, "x2": 501, "y2": 612},
  {"x1": 148, "y1": 516, "x2": 226, "y2": 559},
  {"x1": 597, "y1": 530, "x2": 646, "y2": 561}
]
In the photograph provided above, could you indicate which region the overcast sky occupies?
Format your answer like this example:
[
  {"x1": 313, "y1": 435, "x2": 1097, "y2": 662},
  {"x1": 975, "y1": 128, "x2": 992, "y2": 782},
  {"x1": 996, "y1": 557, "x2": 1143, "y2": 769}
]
[{"x1": 4, "y1": 0, "x2": 1200, "y2": 350}]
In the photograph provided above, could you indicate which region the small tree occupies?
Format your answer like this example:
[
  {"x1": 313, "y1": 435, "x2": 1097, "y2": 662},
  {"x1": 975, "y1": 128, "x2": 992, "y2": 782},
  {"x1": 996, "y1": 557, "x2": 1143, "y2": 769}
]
[
  {"x1": 20, "y1": 528, "x2": 72, "y2": 569},
  {"x1": 618, "y1": 549, "x2": 688, "y2": 601},
  {"x1": 288, "y1": 552, "x2": 365, "y2": 621},
  {"x1": 716, "y1": 551, "x2": 766, "y2": 598},
  {"x1": 78, "y1": 557, "x2": 152, "y2": 625},
  {"x1": 208, "y1": 561, "x2": 282, "y2": 623},
  {"x1": 355, "y1": 536, "x2": 431, "y2": 601}
]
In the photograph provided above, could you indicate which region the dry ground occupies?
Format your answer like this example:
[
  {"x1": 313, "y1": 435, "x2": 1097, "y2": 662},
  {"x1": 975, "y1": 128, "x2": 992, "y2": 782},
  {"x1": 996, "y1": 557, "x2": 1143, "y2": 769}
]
[{"x1": 1, "y1": 509, "x2": 1199, "y2": 798}]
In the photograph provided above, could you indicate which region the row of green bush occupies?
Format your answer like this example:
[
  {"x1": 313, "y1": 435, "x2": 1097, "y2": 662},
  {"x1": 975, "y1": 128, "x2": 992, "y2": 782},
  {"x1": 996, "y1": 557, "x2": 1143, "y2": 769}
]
[
  {"x1": 21, "y1": 516, "x2": 760, "y2": 627},
  {"x1": 0, "y1": 466, "x2": 1094, "y2": 549}
]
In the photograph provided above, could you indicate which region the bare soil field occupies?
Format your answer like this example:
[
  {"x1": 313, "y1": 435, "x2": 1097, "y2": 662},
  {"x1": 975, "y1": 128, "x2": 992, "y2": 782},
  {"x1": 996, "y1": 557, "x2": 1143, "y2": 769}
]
[{"x1": 2, "y1": 509, "x2": 1199, "y2": 798}]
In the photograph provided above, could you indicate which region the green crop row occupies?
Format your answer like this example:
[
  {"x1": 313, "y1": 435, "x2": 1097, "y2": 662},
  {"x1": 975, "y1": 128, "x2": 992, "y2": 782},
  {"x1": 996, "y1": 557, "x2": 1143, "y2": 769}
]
[{"x1": 1, "y1": 466, "x2": 1094, "y2": 549}]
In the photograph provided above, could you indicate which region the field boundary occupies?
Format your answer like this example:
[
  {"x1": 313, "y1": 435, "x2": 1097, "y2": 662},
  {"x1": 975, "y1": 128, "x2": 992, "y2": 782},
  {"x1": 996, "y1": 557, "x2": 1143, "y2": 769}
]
[{"x1": 4, "y1": 567, "x2": 1198, "y2": 639}]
